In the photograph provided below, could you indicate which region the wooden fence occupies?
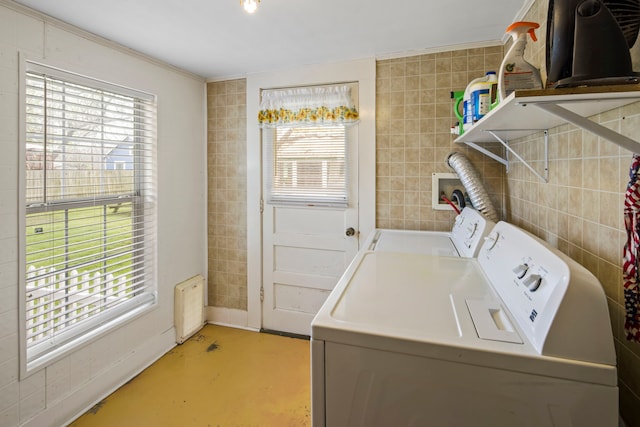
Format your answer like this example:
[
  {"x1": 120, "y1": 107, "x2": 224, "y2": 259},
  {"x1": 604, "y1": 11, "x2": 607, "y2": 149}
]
[
  {"x1": 25, "y1": 170, "x2": 135, "y2": 202},
  {"x1": 25, "y1": 265, "x2": 131, "y2": 345}
]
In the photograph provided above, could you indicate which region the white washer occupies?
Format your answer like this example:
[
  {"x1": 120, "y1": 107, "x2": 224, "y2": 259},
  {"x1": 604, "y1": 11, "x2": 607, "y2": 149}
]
[
  {"x1": 370, "y1": 207, "x2": 494, "y2": 257},
  {"x1": 311, "y1": 221, "x2": 617, "y2": 427}
]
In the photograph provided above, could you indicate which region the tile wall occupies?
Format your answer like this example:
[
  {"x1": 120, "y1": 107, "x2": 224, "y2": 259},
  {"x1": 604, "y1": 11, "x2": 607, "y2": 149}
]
[
  {"x1": 207, "y1": 80, "x2": 248, "y2": 310},
  {"x1": 509, "y1": 0, "x2": 640, "y2": 425},
  {"x1": 375, "y1": 47, "x2": 506, "y2": 231}
]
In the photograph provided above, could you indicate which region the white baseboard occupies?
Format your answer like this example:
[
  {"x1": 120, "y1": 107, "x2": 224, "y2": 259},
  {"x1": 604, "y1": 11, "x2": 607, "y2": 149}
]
[
  {"x1": 205, "y1": 306, "x2": 258, "y2": 331},
  {"x1": 25, "y1": 327, "x2": 176, "y2": 427}
]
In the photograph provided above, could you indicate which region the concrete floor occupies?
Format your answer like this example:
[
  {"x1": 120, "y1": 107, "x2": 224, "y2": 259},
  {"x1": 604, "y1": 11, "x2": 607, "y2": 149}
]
[{"x1": 70, "y1": 324, "x2": 311, "y2": 426}]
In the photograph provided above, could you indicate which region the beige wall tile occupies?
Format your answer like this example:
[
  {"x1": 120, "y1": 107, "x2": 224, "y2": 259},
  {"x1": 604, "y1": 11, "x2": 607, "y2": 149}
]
[
  {"x1": 206, "y1": 79, "x2": 247, "y2": 310},
  {"x1": 376, "y1": 48, "x2": 505, "y2": 230}
]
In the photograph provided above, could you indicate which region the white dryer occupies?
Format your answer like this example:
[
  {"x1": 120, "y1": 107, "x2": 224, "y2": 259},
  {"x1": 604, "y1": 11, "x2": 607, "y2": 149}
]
[
  {"x1": 311, "y1": 221, "x2": 617, "y2": 427},
  {"x1": 369, "y1": 207, "x2": 494, "y2": 257}
]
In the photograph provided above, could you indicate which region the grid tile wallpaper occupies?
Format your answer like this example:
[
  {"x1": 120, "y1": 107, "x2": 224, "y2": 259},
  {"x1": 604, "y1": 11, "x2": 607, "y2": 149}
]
[
  {"x1": 375, "y1": 47, "x2": 506, "y2": 231},
  {"x1": 207, "y1": 79, "x2": 248, "y2": 310},
  {"x1": 509, "y1": 0, "x2": 640, "y2": 424}
]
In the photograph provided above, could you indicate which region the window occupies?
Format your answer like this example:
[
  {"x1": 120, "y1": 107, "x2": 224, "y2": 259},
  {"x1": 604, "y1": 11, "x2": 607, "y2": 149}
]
[
  {"x1": 21, "y1": 61, "x2": 157, "y2": 373},
  {"x1": 266, "y1": 125, "x2": 348, "y2": 206},
  {"x1": 259, "y1": 83, "x2": 358, "y2": 207}
]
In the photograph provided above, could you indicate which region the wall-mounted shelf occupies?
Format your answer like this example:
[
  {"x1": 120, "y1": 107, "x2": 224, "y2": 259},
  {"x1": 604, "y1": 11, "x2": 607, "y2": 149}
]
[{"x1": 454, "y1": 84, "x2": 640, "y2": 182}]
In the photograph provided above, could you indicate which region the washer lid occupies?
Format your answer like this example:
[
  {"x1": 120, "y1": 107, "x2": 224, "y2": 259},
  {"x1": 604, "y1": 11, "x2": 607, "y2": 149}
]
[
  {"x1": 372, "y1": 230, "x2": 458, "y2": 256},
  {"x1": 370, "y1": 208, "x2": 495, "y2": 258},
  {"x1": 329, "y1": 252, "x2": 492, "y2": 341}
]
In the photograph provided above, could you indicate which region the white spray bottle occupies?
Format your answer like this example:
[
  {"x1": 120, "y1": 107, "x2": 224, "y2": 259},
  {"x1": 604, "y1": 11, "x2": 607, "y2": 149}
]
[{"x1": 498, "y1": 21, "x2": 543, "y2": 101}]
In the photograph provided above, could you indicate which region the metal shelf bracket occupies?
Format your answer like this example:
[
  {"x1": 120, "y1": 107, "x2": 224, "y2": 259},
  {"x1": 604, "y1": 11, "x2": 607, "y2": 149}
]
[
  {"x1": 532, "y1": 102, "x2": 639, "y2": 154},
  {"x1": 462, "y1": 129, "x2": 549, "y2": 182}
]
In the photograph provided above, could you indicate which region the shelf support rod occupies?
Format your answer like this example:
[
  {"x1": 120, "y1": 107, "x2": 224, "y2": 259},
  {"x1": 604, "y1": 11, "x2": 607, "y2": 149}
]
[
  {"x1": 462, "y1": 141, "x2": 508, "y2": 166},
  {"x1": 486, "y1": 130, "x2": 549, "y2": 183},
  {"x1": 533, "y1": 102, "x2": 639, "y2": 154}
]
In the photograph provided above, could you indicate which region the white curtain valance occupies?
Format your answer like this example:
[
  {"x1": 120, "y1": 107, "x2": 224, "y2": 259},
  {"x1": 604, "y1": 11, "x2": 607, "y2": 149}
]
[{"x1": 258, "y1": 84, "x2": 359, "y2": 128}]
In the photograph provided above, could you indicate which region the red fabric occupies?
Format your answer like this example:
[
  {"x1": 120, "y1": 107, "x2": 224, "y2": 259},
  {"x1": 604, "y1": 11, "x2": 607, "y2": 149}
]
[{"x1": 623, "y1": 154, "x2": 640, "y2": 342}]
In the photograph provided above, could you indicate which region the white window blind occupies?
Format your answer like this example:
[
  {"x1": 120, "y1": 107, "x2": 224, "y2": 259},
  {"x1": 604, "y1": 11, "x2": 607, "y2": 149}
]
[
  {"x1": 265, "y1": 125, "x2": 348, "y2": 206},
  {"x1": 22, "y1": 62, "x2": 157, "y2": 371}
]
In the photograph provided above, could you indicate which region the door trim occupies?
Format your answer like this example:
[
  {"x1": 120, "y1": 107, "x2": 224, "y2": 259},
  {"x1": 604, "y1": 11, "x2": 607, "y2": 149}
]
[{"x1": 246, "y1": 58, "x2": 376, "y2": 331}]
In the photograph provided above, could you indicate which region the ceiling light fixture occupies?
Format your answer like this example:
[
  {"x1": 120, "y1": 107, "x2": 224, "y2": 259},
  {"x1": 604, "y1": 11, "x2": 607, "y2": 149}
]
[{"x1": 241, "y1": 0, "x2": 260, "y2": 14}]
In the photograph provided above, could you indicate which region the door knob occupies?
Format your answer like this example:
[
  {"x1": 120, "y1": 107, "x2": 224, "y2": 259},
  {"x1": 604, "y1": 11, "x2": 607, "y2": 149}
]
[{"x1": 345, "y1": 227, "x2": 356, "y2": 237}]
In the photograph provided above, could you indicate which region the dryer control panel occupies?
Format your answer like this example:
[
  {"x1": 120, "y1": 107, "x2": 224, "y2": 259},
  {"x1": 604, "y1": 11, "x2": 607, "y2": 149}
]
[
  {"x1": 477, "y1": 221, "x2": 614, "y2": 365},
  {"x1": 464, "y1": 221, "x2": 566, "y2": 348},
  {"x1": 478, "y1": 222, "x2": 570, "y2": 355},
  {"x1": 450, "y1": 208, "x2": 495, "y2": 257}
]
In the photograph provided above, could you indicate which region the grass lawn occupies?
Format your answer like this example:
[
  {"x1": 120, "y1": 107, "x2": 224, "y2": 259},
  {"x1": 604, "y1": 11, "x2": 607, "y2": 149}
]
[{"x1": 26, "y1": 203, "x2": 135, "y2": 280}]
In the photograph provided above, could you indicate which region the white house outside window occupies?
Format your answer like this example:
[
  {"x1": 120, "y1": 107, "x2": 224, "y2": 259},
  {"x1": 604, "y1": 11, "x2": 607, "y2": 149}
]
[{"x1": 21, "y1": 61, "x2": 157, "y2": 373}]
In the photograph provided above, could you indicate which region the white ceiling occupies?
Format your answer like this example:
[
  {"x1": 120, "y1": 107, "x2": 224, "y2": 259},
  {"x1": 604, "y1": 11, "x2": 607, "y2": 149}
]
[{"x1": 12, "y1": 0, "x2": 530, "y2": 80}]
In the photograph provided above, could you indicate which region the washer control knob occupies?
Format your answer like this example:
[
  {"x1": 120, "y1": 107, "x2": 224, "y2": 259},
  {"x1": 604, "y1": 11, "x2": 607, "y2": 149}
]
[
  {"x1": 484, "y1": 232, "x2": 500, "y2": 250},
  {"x1": 466, "y1": 222, "x2": 478, "y2": 239},
  {"x1": 524, "y1": 274, "x2": 542, "y2": 292},
  {"x1": 512, "y1": 263, "x2": 529, "y2": 279}
]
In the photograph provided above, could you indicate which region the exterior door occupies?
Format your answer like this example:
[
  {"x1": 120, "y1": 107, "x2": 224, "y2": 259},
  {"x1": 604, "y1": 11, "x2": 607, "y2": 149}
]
[{"x1": 262, "y1": 126, "x2": 359, "y2": 336}]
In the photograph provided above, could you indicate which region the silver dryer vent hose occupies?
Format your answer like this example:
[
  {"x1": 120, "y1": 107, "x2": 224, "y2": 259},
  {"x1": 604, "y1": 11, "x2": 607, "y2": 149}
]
[{"x1": 446, "y1": 152, "x2": 499, "y2": 222}]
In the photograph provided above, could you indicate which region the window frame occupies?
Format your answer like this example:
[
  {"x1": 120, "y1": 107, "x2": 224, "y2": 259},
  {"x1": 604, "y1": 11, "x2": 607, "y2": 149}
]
[{"x1": 18, "y1": 58, "x2": 158, "y2": 377}]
